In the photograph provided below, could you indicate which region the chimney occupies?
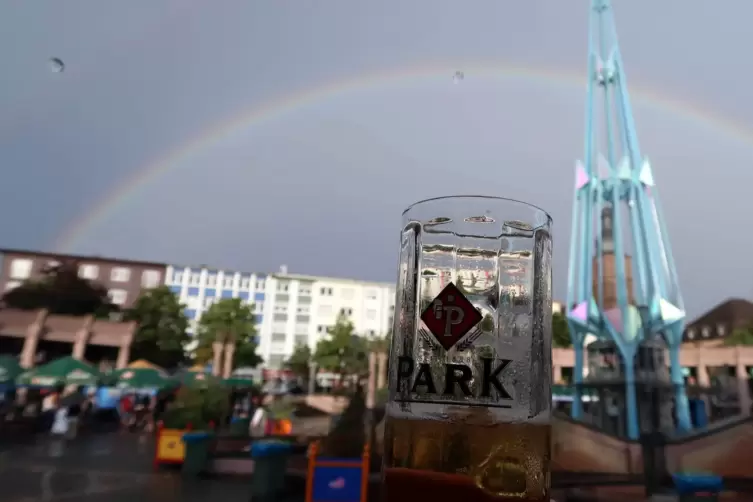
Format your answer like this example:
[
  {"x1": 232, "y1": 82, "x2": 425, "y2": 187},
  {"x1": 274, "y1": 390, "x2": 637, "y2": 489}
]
[{"x1": 279, "y1": 264, "x2": 288, "y2": 275}]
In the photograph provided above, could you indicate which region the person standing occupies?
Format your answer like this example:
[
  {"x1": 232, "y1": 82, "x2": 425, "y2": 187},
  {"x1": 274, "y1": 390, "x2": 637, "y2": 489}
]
[
  {"x1": 119, "y1": 394, "x2": 134, "y2": 431},
  {"x1": 248, "y1": 394, "x2": 269, "y2": 438}
]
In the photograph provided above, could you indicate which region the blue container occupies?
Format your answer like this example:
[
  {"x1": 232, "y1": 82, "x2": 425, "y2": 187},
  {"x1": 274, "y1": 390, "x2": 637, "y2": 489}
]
[
  {"x1": 181, "y1": 432, "x2": 215, "y2": 476},
  {"x1": 251, "y1": 440, "x2": 293, "y2": 498},
  {"x1": 673, "y1": 473, "x2": 723, "y2": 495}
]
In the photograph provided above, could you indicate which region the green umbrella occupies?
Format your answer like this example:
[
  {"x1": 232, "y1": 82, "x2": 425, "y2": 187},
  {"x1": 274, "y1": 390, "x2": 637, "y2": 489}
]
[
  {"x1": 0, "y1": 355, "x2": 23, "y2": 384},
  {"x1": 180, "y1": 371, "x2": 220, "y2": 388},
  {"x1": 17, "y1": 356, "x2": 102, "y2": 387},
  {"x1": 222, "y1": 376, "x2": 256, "y2": 389},
  {"x1": 110, "y1": 367, "x2": 177, "y2": 390}
]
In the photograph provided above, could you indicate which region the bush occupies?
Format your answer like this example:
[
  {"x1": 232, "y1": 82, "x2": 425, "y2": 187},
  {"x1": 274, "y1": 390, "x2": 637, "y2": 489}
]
[{"x1": 161, "y1": 383, "x2": 230, "y2": 430}]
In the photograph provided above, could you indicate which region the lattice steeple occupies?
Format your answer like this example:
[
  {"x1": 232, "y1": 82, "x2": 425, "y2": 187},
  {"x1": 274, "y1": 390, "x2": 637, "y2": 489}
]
[{"x1": 565, "y1": 0, "x2": 690, "y2": 439}]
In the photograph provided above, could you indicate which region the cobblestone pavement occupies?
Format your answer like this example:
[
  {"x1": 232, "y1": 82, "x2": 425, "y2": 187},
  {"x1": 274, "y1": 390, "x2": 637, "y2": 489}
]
[{"x1": 0, "y1": 432, "x2": 255, "y2": 502}]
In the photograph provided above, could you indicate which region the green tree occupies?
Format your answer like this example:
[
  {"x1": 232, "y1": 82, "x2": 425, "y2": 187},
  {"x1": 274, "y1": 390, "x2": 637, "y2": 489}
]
[
  {"x1": 125, "y1": 286, "x2": 190, "y2": 368},
  {"x1": 314, "y1": 314, "x2": 369, "y2": 379},
  {"x1": 2, "y1": 261, "x2": 116, "y2": 317},
  {"x1": 285, "y1": 343, "x2": 312, "y2": 381},
  {"x1": 724, "y1": 327, "x2": 753, "y2": 346},
  {"x1": 195, "y1": 298, "x2": 262, "y2": 368},
  {"x1": 480, "y1": 313, "x2": 494, "y2": 332},
  {"x1": 552, "y1": 311, "x2": 572, "y2": 348},
  {"x1": 369, "y1": 332, "x2": 391, "y2": 354}
]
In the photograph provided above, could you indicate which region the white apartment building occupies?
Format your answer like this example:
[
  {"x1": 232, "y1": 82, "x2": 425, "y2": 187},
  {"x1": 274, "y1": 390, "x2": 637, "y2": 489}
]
[{"x1": 165, "y1": 265, "x2": 396, "y2": 369}]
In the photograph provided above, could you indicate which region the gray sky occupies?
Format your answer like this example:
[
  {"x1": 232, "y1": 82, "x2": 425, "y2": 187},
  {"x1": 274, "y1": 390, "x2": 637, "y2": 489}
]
[{"x1": 1, "y1": 0, "x2": 752, "y2": 318}]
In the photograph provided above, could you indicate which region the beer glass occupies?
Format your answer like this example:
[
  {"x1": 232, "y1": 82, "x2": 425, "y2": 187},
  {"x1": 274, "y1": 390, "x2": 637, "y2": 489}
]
[{"x1": 383, "y1": 196, "x2": 552, "y2": 502}]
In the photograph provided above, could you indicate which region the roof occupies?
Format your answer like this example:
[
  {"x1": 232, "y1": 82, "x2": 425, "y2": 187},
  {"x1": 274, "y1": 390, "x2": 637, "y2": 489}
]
[
  {"x1": 0, "y1": 248, "x2": 168, "y2": 268},
  {"x1": 270, "y1": 272, "x2": 394, "y2": 288},
  {"x1": 683, "y1": 298, "x2": 753, "y2": 343}
]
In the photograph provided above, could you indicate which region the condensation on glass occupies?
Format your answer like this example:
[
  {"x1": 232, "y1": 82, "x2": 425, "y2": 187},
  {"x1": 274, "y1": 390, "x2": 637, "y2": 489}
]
[{"x1": 383, "y1": 196, "x2": 552, "y2": 502}]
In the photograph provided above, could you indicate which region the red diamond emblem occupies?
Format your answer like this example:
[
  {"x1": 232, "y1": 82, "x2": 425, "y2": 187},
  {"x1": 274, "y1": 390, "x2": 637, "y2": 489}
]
[{"x1": 420, "y1": 282, "x2": 483, "y2": 351}]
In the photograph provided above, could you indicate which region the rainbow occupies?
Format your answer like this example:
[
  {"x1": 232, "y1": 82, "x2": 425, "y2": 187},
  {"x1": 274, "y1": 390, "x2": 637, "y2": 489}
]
[{"x1": 54, "y1": 61, "x2": 753, "y2": 252}]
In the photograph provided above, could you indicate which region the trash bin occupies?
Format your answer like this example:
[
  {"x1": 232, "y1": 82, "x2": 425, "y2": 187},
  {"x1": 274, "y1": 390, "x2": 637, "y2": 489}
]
[
  {"x1": 250, "y1": 439, "x2": 293, "y2": 499},
  {"x1": 673, "y1": 473, "x2": 723, "y2": 502},
  {"x1": 181, "y1": 431, "x2": 215, "y2": 477}
]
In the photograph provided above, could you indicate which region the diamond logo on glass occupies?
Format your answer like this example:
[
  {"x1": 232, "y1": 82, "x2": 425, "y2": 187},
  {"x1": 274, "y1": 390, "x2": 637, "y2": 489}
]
[{"x1": 420, "y1": 282, "x2": 483, "y2": 351}]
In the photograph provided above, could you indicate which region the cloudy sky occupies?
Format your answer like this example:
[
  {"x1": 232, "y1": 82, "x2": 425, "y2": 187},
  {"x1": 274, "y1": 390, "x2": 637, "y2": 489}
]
[{"x1": 1, "y1": 1, "x2": 751, "y2": 318}]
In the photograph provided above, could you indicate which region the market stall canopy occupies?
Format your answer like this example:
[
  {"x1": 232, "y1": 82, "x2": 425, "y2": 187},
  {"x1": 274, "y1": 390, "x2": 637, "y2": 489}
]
[
  {"x1": 222, "y1": 376, "x2": 256, "y2": 389},
  {"x1": 552, "y1": 384, "x2": 599, "y2": 403},
  {"x1": 180, "y1": 370, "x2": 220, "y2": 388},
  {"x1": 127, "y1": 359, "x2": 163, "y2": 371},
  {"x1": 0, "y1": 355, "x2": 23, "y2": 384},
  {"x1": 17, "y1": 356, "x2": 102, "y2": 387},
  {"x1": 109, "y1": 367, "x2": 177, "y2": 390}
]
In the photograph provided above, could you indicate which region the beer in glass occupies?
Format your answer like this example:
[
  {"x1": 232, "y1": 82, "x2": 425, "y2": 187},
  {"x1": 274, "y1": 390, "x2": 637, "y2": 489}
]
[{"x1": 383, "y1": 196, "x2": 552, "y2": 501}]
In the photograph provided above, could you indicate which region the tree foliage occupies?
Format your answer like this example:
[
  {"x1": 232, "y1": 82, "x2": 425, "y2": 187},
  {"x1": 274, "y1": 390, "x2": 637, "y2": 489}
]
[
  {"x1": 368, "y1": 332, "x2": 391, "y2": 354},
  {"x1": 2, "y1": 261, "x2": 116, "y2": 317},
  {"x1": 552, "y1": 311, "x2": 572, "y2": 348},
  {"x1": 195, "y1": 298, "x2": 262, "y2": 368},
  {"x1": 285, "y1": 343, "x2": 312, "y2": 380},
  {"x1": 313, "y1": 314, "x2": 369, "y2": 376},
  {"x1": 724, "y1": 327, "x2": 753, "y2": 346},
  {"x1": 125, "y1": 286, "x2": 189, "y2": 368}
]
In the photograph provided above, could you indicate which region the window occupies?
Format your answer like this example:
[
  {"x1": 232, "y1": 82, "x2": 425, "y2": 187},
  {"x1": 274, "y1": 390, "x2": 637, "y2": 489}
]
[
  {"x1": 268, "y1": 354, "x2": 285, "y2": 368},
  {"x1": 686, "y1": 328, "x2": 696, "y2": 339},
  {"x1": 256, "y1": 280, "x2": 266, "y2": 290},
  {"x1": 701, "y1": 326, "x2": 711, "y2": 338},
  {"x1": 340, "y1": 307, "x2": 353, "y2": 316},
  {"x1": 142, "y1": 270, "x2": 161, "y2": 288},
  {"x1": 5, "y1": 281, "x2": 21, "y2": 291},
  {"x1": 46, "y1": 260, "x2": 60, "y2": 270},
  {"x1": 317, "y1": 325, "x2": 329, "y2": 334},
  {"x1": 223, "y1": 276, "x2": 234, "y2": 288},
  {"x1": 189, "y1": 273, "x2": 201, "y2": 286},
  {"x1": 319, "y1": 287, "x2": 333, "y2": 296},
  {"x1": 79, "y1": 264, "x2": 99, "y2": 280},
  {"x1": 254, "y1": 303, "x2": 264, "y2": 313},
  {"x1": 10, "y1": 259, "x2": 33, "y2": 280},
  {"x1": 366, "y1": 309, "x2": 377, "y2": 320},
  {"x1": 277, "y1": 282, "x2": 290, "y2": 292},
  {"x1": 240, "y1": 277, "x2": 250, "y2": 289},
  {"x1": 299, "y1": 286, "x2": 312, "y2": 296},
  {"x1": 295, "y1": 335, "x2": 308, "y2": 347},
  {"x1": 366, "y1": 289, "x2": 378, "y2": 300},
  {"x1": 109, "y1": 289, "x2": 128, "y2": 305},
  {"x1": 110, "y1": 267, "x2": 131, "y2": 282},
  {"x1": 274, "y1": 305, "x2": 287, "y2": 313},
  {"x1": 173, "y1": 271, "x2": 183, "y2": 283},
  {"x1": 271, "y1": 333, "x2": 286, "y2": 342},
  {"x1": 717, "y1": 324, "x2": 726, "y2": 336},
  {"x1": 207, "y1": 275, "x2": 217, "y2": 287},
  {"x1": 296, "y1": 306, "x2": 310, "y2": 315},
  {"x1": 367, "y1": 330, "x2": 376, "y2": 337}
]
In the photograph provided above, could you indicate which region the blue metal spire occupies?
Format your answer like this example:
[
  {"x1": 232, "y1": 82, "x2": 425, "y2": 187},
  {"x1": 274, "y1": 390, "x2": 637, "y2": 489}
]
[{"x1": 566, "y1": 0, "x2": 691, "y2": 439}]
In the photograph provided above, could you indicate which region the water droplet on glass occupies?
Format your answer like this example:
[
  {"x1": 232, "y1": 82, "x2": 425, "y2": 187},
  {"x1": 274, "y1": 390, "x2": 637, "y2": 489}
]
[
  {"x1": 49, "y1": 58, "x2": 64, "y2": 73},
  {"x1": 427, "y1": 217, "x2": 452, "y2": 225},
  {"x1": 465, "y1": 215, "x2": 495, "y2": 223},
  {"x1": 453, "y1": 71, "x2": 464, "y2": 83}
]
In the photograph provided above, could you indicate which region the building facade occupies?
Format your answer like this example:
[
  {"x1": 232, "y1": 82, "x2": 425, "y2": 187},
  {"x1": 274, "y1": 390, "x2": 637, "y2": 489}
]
[
  {"x1": 0, "y1": 249, "x2": 167, "y2": 309},
  {"x1": 165, "y1": 264, "x2": 395, "y2": 368}
]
